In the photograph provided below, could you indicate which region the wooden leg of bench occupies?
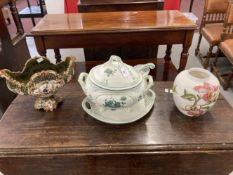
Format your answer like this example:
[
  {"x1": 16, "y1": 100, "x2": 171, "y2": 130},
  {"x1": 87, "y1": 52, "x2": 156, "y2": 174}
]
[
  {"x1": 195, "y1": 33, "x2": 202, "y2": 56},
  {"x1": 211, "y1": 48, "x2": 220, "y2": 72},
  {"x1": 204, "y1": 45, "x2": 213, "y2": 69},
  {"x1": 31, "y1": 18, "x2": 36, "y2": 26}
]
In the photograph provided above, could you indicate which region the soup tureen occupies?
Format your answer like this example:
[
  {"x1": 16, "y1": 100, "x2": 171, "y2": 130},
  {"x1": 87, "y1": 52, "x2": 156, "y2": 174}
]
[{"x1": 78, "y1": 55, "x2": 156, "y2": 124}]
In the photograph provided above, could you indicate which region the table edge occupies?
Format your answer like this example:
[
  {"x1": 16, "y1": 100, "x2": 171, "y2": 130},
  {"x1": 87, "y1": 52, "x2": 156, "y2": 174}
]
[
  {"x1": 78, "y1": 0, "x2": 164, "y2": 6},
  {"x1": 31, "y1": 27, "x2": 197, "y2": 36},
  {"x1": 1, "y1": 143, "x2": 233, "y2": 157}
]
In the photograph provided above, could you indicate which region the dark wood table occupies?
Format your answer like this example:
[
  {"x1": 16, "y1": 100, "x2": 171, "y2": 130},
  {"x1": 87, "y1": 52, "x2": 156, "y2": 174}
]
[
  {"x1": 0, "y1": 61, "x2": 233, "y2": 175},
  {"x1": 78, "y1": 0, "x2": 164, "y2": 12},
  {"x1": 32, "y1": 10, "x2": 196, "y2": 72},
  {"x1": 77, "y1": 0, "x2": 164, "y2": 61}
]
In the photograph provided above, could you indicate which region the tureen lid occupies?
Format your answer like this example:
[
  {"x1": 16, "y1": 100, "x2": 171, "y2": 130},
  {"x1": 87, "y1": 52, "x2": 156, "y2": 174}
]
[{"x1": 89, "y1": 55, "x2": 142, "y2": 90}]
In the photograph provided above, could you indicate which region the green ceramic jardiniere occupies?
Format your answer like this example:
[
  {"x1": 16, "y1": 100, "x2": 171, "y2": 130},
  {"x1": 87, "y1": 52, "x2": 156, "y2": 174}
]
[{"x1": 0, "y1": 56, "x2": 75, "y2": 111}]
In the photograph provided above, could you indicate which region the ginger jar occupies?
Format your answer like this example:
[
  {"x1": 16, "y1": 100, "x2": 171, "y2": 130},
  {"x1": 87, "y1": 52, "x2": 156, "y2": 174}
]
[{"x1": 173, "y1": 68, "x2": 220, "y2": 117}]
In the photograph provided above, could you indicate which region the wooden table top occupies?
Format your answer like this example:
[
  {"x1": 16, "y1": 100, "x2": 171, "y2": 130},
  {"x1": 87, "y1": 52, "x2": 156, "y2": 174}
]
[
  {"x1": 32, "y1": 10, "x2": 196, "y2": 35},
  {"x1": 78, "y1": 0, "x2": 164, "y2": 5},
  {"x1": 0, "y1": 61, "x2": 232, "y2": 156}
]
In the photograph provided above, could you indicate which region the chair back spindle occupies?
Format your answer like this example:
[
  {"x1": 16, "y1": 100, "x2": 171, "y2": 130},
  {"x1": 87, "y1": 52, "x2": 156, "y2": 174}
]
[
  {"x1": 222, "y1": 1, "x2": 233, "y2": 40},
  {"x1": 202, "y1": 0, "x2": 229, "y2": 26}
]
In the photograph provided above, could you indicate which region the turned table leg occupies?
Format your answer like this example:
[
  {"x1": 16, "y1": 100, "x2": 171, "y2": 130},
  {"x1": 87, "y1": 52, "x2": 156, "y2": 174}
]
[
  {"x1": 54, "y1": 49, "x2": 62, "y2": 63},
  {"x1": 163, "y1": 45, "x2": 172, "y2": 80},
  {"x1": 178, "y1": 31, "x2": 194, "y2": 72},
  {"x1": 34, "y1": 36, "x2": 46, "y2": 57},
  {"x1": 164, "y1": 45, "x2": 172, "y2": 62},
  {"x1": 179, "y1": 45, "x2": 189, "y2": 72}
]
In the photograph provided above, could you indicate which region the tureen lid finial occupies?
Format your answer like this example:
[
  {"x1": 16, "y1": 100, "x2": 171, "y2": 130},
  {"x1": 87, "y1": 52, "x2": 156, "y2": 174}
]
[{"x1": 109, "y1": 55, "x2": 122, "y2": 63}]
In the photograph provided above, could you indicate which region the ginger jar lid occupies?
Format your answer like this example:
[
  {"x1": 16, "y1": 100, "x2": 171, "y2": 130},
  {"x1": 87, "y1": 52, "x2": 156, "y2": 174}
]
[{"x1": 89, "y1": 55, "x2": 142, "y2": 90}]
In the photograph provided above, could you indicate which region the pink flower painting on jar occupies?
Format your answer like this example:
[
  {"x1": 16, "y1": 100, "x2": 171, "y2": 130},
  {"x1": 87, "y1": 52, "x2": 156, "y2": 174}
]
[
  {"x1": 194, "y1": 82, "x2": 219, "y2": 102},
  {"x1": 185, "y1": 105, "x2": 205, "y2": 116}
]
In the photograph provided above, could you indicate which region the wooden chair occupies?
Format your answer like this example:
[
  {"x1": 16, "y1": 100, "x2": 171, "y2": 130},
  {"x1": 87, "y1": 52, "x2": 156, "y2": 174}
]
[
  {"x1": 18, "y1": 0, "x2": 46, "y2": 26},
  {"x1": 211, "y1": 1, "x2": 233, "y2": 90},
  {"x1": 0, "y1": 0, "x2": 30, "y2": 115},
  {"x1": 195, "y1": 0, "x2": 229, "y2": 69},
  {"x1": 2, "y1": 7, "x2": 11, "y2": 24}
]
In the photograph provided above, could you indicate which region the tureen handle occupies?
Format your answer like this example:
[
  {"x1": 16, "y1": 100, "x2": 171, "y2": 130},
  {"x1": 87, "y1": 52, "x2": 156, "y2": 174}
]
[
  {"x1": 144, "y1": 75, "x2": 154, "y2": 93},
  {"x1": 78, "y1": 72, "x2": 89, "y2": 95}
]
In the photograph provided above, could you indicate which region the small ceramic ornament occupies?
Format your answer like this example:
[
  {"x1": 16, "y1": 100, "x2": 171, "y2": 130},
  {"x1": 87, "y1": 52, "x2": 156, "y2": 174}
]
[
  {"x1": 0, "y1": 56, "x2": 75, "y2": 111},
  {"x1": 173, "y1": 68, "x2": 220, "y2": 117},
  {"x1": 78, "y1": 55, "x2": 156, "y2": 124}
]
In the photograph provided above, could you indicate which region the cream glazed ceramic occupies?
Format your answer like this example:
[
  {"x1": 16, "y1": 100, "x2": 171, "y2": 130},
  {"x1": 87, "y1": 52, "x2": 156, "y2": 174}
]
[
  {"x1": 82, "y1": 89, "x2": 156, "y2": 124},
  {"x1": 173, "y1": 68, "x2": 220, "y2": 117},
  {"x1": 78, "y1": 55, "x2": 155, "y2": 120}
]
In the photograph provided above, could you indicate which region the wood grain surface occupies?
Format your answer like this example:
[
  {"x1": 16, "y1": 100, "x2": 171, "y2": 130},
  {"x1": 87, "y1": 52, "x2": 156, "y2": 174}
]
[
  {"x1": 0, "y1": 61, "x2": 232, "y2": 175},
  {"x1": 77, "y1": 1, "x2": 164, "y2": 61},
  {"x1": 32, "y1": 10, "x2": 195, "y2": 35},
  {"x1": 0, "y1": 81, "x2": 231, "y2": 154}
]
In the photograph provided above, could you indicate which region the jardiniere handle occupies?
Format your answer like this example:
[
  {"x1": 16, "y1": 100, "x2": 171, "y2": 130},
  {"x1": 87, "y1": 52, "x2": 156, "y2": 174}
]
[
  {"x1": 78, "y1": 72, "x2": 89, "y2": 95},
  {"x1": 144, "y1": 75, "x2": 154, "y2": 93}
]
